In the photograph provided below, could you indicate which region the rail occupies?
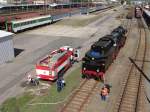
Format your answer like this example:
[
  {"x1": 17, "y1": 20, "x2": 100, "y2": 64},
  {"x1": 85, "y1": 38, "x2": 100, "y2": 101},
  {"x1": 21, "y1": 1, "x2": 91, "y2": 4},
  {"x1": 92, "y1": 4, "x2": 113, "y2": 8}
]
[
  {"x1": 60, "y1": 79, "x2": 98, "y2": 112},
  {"x1": 114, "y1": 18, "x2": 146, "y2": 112}
]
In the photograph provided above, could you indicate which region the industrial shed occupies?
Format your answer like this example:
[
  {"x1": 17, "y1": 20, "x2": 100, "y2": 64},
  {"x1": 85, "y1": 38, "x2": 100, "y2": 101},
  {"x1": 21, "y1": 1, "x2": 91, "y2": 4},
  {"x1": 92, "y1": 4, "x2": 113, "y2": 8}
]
[{"x1": 0, "y1": 30, "x2": 14, "y2": 64}]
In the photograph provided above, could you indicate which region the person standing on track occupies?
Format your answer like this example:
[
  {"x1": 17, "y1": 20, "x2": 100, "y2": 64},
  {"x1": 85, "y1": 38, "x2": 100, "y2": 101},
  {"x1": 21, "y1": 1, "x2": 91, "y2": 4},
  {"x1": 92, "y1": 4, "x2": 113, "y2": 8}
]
[
  {"x1": 100, "y1": 86, "x2": 109, "y2": 101},
  {"x1": 57, "y1": 78, "x2": 62, "y2": 92}
]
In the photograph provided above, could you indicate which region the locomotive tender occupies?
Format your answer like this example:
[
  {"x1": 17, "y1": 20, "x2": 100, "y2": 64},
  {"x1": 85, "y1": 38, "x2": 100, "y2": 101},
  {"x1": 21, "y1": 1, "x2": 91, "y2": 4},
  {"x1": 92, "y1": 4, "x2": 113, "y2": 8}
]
[{"x1": 82, "y1": 26, "x2": 127, "y2": 80}]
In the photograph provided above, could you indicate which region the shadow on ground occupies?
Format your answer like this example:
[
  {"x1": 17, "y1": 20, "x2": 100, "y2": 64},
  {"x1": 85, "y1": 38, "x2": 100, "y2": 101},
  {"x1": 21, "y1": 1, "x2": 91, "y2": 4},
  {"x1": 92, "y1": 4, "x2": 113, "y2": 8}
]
[{"x1": 14, "y1": 48, "x2": 24, "y2": 57}]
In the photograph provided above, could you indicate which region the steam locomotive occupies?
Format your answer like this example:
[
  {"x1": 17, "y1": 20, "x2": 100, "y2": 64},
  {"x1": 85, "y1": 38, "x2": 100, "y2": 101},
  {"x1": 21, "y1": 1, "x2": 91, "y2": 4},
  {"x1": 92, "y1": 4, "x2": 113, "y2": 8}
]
[{"x1": 82, "y1": 26, "x2": 127, "y2": 80}]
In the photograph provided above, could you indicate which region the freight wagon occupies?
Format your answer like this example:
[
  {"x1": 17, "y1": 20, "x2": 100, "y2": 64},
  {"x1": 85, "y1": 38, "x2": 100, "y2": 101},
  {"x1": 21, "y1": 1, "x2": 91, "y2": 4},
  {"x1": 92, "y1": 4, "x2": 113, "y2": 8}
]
[{"x1": 6, "y1": 15, "x2": 52, "y2": 33}]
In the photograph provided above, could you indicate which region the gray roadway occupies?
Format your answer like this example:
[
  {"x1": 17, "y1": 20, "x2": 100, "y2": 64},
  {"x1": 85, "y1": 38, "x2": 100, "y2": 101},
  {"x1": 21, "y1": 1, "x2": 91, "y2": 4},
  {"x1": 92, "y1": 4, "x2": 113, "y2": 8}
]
[
  {"x1": 0, "y1": 6, "x2": 124, "y2": 104},
  {"x1": 0, "y1": 35, "x2": 85, "y2": 104}
]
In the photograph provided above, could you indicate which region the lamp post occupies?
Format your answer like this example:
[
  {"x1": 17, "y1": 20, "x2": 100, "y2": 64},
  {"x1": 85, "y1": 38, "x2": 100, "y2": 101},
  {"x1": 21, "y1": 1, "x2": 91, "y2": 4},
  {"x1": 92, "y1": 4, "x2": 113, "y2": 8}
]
[
  {"x1": 69, "y1": 0, "x2": 71, "y2": 16},
  {"x1": 87, "y1": 0, "x2": 89, "y2": 15},
  {"x1": 44, "y1": 0, "x2": 48, "y2": 14}
]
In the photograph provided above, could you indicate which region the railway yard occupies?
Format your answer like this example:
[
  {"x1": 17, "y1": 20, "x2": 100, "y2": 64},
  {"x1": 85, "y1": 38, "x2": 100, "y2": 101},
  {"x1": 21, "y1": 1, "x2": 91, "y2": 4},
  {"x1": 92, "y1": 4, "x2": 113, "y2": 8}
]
[{"x1": 0, "y1": 3, "x2": 150, "y2": 112}]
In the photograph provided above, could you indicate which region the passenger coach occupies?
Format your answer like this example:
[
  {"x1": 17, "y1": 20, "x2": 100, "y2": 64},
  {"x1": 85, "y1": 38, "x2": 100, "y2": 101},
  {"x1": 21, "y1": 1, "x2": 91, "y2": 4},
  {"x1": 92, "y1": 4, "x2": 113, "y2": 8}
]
[{"x1": 6, "y1": 15, "x2": 52, "y2": 33}]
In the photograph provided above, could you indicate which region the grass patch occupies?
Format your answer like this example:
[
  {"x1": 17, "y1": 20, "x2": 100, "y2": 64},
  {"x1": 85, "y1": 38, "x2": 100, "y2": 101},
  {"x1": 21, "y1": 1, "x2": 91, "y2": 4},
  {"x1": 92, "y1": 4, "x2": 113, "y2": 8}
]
[
  {"x1": 0, "y1": 67, "x2": 82, "y2": 112},
  {"x1": 0, "y1": 93, "x2": 34, "y2": 112}
]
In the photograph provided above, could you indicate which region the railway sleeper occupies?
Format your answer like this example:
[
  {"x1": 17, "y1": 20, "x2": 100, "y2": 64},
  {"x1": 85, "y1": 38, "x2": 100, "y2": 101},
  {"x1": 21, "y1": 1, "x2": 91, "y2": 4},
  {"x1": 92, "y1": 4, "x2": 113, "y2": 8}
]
[
  {"x1": 82, "y1": 85, "x2": 94, "y2": 88},
  {"x1": 119, "y1": 106, "x2": 135, "y2": 112},
  {"x1": 130, "y1": 70, "x2": 140, "y2": 75},
  {"x1": 129, "y1": 74, "x2": 140, "y2": 77},
  {"x1": 84, "y1": 84, "x2": 96, "y2": 87},
  {"x1": 68, "y1": 103, "x2": 81, "y2": 109},
  {"x1": 128, "y1": 75, "x2": 140, "y2": 79},
  {"x1": 129, "y1": 76, "x2": 140, "y2": 79},
  {"x1": 126, "y1": 84, "x2": 139, "y2": 88},
  {"x1": 122, "y1": 98, "x2": 137, "y2": 103},
  {"x1": 75, "y1": 94, "x2": 88, "y2": 99},
  {"x1": 124, "y1": 91, "x2": 139, "y2": 96},
  {"x1": 126, "y1": 86, "x2": 139, "y2": 90},
  {"x1": 73, "y1": 97, "x2": 87, "y2": 102},
  {"x1": 80, "y1": 88, "x2": 94, "y2": 92},
  {"x1": 125, "y1": 89, "x2": 138, "y2": 96},
  {"x1": 123, "y1": 94, "x2": 138, "y2": 98},
  {"x1": 75, "y1": 96, "x2": 88, "y2": 101},
  {"x1": 128, "y1": 76, "x2": 140, "y2": 80},
  {"x1": 127, "y1": 83, "x2": 139, "y2": 87},
  {"x1": 125, "y1": 87, "x2": 139, "y2": 91},
  {"x1": 77, "y1": 92, "x2": 89, "y2": 96},
  {"x1": 133, "y1": 72, "x2": 142, "y2": 76},
  {"x1": 81, "y1": 86, "x2": 94, "y2": 90},
  {"x1": 65, "y1": 107, "x2": 79, "y2": 112},
  {"x1": 122, "y1": 99, "x2": 137, "y2": 104},
  {"x1": 71, "y1": 101, "x2": 83, "y2": 106},
  {"x1": 73, "y1": 97, "x2": 85, "y2": 102},
  {"x1": 120, "y1": 103, "x2": 136, "y2": 108}
]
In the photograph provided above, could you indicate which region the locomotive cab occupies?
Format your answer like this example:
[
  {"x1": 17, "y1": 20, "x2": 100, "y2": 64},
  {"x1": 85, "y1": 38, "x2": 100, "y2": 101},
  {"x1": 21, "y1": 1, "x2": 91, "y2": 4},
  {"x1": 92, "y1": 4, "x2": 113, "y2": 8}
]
[{"x1": 98, "y1": 35, "x2": 118, "y2": 58}]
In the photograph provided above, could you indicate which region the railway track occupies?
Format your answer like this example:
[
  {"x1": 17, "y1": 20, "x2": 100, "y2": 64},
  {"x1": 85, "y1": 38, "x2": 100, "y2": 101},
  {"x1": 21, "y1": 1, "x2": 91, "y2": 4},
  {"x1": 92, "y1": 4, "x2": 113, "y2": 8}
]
[
  {"x1": 59, "y1": 10, "x2": 133, "y2": 112},
  {"x1": 60, "y1": 79, "x2": 99, "y2": 112},
  {"x1": 93, "y1": 6, "x2": 114, "y2": 15},
  {"x1": 114, "y1": 18, "x2": 146, "y2": 112}
]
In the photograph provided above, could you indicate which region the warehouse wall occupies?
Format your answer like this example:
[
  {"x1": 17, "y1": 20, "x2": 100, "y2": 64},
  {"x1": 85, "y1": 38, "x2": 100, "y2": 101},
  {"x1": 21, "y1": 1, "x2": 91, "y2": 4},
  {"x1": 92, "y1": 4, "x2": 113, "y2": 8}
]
[{"x1": 0, "y1": 36, "x2": 14, "y2": 64}]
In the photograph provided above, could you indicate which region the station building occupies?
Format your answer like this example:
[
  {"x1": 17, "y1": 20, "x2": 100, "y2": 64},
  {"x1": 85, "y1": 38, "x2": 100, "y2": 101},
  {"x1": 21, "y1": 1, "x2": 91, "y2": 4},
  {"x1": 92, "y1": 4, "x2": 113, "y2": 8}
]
[{"x1": 0, "y1": 30, "x2": 14, "y2": 64}]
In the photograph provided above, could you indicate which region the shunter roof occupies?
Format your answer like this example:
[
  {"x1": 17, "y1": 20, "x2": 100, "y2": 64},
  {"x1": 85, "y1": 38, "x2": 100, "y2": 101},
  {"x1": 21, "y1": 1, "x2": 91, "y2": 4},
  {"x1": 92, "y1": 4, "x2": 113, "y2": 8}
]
[{"x1": 0, "y1": 30, "x2": 13, "y2": 42}]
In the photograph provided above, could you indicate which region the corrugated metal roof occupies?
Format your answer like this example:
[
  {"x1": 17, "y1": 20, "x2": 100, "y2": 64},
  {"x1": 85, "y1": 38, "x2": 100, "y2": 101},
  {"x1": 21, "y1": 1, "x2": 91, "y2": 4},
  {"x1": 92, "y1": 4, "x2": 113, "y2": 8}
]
[
  {"x1": 0, "y1": 30, "x2": 13, "y2": 38},
  {"x1": 11, "y1": 15, "x2": 51, "y2": 24}
]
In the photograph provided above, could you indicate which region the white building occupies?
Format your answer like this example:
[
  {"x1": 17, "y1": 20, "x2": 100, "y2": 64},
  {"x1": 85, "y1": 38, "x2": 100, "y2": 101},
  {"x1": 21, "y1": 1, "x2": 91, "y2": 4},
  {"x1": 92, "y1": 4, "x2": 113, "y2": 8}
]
[
  {"x1": 0, "y1": 0, "x2": 7, "y2": 4},
  {"x1": 0, "y1": 30, "x2": 14, "y2": 64}
]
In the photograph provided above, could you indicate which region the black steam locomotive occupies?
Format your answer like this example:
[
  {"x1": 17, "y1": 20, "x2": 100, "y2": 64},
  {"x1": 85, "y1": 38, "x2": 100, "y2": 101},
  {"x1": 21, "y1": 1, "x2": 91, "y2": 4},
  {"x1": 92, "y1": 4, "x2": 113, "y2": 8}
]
[{"x1": 82, "y1": 26, "x2": 127, "y2": 80}]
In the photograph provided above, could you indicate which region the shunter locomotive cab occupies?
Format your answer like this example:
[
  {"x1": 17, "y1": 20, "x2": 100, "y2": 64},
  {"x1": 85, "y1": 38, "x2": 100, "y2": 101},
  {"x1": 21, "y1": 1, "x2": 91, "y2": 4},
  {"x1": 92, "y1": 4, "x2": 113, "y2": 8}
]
[{"x1": 82, "y1": 36, "x2": 116, "y2": 80}]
